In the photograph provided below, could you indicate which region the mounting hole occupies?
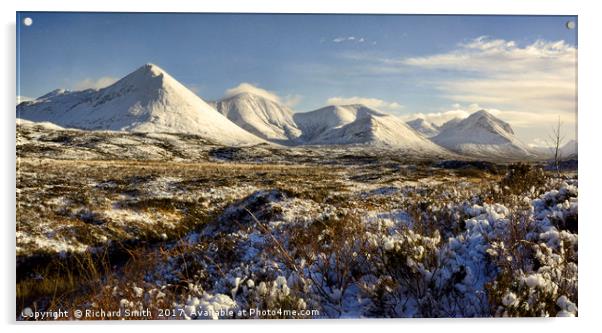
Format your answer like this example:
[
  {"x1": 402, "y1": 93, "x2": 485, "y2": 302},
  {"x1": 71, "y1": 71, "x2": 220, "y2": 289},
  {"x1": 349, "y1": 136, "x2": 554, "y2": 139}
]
[
  {"x1": 566, "y1": 21, "x2": 575, "y2": 30},
  {"x1": 23, "y1": 17, "x2": 33, "y2": 26}
]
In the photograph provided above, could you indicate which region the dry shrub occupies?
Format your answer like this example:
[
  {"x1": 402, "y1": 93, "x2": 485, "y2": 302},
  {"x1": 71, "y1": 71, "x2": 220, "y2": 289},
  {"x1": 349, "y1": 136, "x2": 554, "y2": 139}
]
[{"x1": 498, "y1": 163, "x2": 546, "y2": 196}]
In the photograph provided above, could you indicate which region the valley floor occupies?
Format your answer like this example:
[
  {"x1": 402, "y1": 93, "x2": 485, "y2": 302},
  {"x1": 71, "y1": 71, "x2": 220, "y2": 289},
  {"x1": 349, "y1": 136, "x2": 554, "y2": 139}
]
[{"x1": 16, "y1": 127, "x2": 578, "y2": 319}]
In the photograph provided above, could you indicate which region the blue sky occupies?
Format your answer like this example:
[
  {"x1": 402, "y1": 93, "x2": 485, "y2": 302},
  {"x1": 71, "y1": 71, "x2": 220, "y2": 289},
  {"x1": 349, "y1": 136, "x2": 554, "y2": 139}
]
[{"x1": 17, "y1": 13, "x2": 577, "y2": 144}]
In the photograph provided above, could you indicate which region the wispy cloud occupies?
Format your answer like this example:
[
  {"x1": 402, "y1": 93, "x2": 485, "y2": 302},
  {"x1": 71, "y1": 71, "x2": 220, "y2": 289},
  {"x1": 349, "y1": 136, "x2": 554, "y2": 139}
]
[
  {"x1": 399, "y1": 106, "x2": 474, "y2": 126},
  {"x1": 340, "y1": 36, "x2": 576, "y2": 116},
  {"x1": 73, "y1": 76, "x2": 118, "y2": 90},
  {"x1": 282, "y1": 94, "x2": 303, "y2": 108},
  {"x1": 326, "y1": 96, "x2": 403, "y2": 111},
  {"x1": 401, "y1": 36, "x2": 577, "y2": 115},
  {"x1": 224, "y1": 83, "x2": 301, "y2": 108},
  {"x1": 17, "y1": 95, "x2": 33, "y2": 104},
  {"x1": 185, "y1": 83, "x2": 203, "y2": 95},
  {"x1": 332, "y1": 36, "x2": 368, "y2": 44},
  {"x1": 400, "y1": 103, "x2": 577, "y2": 145},
  {"x1": 402, "y1": 103, "x2": 575, "y2": 126},
  {"x1": 224, "y1": 83, "x2": 280, "y2": 102}
]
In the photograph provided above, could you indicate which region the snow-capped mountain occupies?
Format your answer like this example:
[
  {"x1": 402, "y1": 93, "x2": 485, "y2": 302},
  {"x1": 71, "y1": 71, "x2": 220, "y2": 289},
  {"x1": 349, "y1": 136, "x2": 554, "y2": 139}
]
[
  {"x1": 17, "y1": 64, "x2": 264, "y2": 146},
  {"x1": 528, "y1": 144, "x2": 553, "y2": 158},
  {"x1": 406, "y1": 118, "x2": 440, "y2": 137},
  {"x1": 294, "y1": 104, "x2": 450, "y2": 153},
  {"x1": 527, "y1": 139, "x2": 578, "y2": 159},
  {"x1": 214, "y1": 92, "x2": 302, "y2": 143},
  {"x1": 293, "y1": 105, "x2": 360, "y2": 141},
  {"x1": 560, "y1": 139, "x2": 578, "y2": 157},
  {"x1": 438, "y1": 118, "x2": 462, "y2": 132},
  {"x1": 432, "y1": 110, "x2": 533, "y2": 159}
]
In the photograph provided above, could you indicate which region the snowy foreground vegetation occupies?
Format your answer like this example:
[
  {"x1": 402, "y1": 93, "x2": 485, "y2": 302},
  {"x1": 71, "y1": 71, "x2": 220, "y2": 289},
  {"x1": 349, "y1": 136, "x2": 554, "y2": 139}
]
[{"x1": 16, "y1": 125, "x2": 577, "y2": 319}]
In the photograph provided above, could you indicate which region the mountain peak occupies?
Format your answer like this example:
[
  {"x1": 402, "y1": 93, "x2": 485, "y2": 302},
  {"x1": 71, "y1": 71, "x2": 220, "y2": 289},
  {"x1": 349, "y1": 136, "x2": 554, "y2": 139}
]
[
  {"x1": 324, "y1": 104, "x2": 387, "y2": 117},
  {"x1": 341, "y1": 103, "x2": 366, "y2": 109},
  {"x1": 39, "y1": 88, "x2": 69, "y2": 99},
  {"x1": 130, "y1": 63, "x2": 167, "y2": 79},
  {"x1": 294, "y1": 105, "x2": 449, "y2": 152},
  {"x1": 470, "y1": 109, "x2": 493, "y2": 118},
  {"x1": 215, "y1": 90, "x2": 301, "y2": 142},
  {"x1": 433, "y1": 109, "x2": 531, "y2": 158},
  {"x1": 409, "y1": 117, "x2": 426, "y2": 124},
  {"x1": 467, "y1": 110, "x2": 499, "y2": 123},
  {"x1": 329, "y1": 103, "x2": 370, "y2": 111},
  {"x1": 465, "y1": 110, "x2": 513, "y2": 134},
  {"x1": 406, "y1": 118, "x2": 440, "y2": 137}
]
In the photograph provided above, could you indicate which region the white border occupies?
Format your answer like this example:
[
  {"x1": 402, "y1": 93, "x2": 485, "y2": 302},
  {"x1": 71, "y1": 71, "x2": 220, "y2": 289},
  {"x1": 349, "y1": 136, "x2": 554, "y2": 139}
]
[{"x1": 2, "y1": 1, "x2": 601, "y2": 332}]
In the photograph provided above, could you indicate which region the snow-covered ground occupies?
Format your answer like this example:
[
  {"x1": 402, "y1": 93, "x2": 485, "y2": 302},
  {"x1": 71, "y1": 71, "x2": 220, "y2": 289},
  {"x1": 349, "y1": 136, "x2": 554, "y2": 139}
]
[
  {"x1": 16, "y1": 123, "x2": 577, "y2": 320},
  {"x1": 53, "y1": 173, "x2": 573, "y2": 319}
]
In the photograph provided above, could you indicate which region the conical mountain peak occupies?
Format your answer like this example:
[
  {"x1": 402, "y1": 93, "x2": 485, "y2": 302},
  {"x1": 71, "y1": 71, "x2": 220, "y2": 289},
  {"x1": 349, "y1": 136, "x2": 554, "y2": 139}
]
[{"x1": 17, "y1": 63, "x2": 264, "y2": 145}]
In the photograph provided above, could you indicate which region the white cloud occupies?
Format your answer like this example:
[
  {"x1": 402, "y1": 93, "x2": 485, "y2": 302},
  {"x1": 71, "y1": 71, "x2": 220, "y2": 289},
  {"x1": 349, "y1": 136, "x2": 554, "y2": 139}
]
[
  {"x1": 529, "y1": 138, "x2": 550, "y2": 148},
  {"x1": 396, "y1": 37, "x2": 578, "y2": 144},
  {"x1": 224, "y1": 83, "x2": 280, "y2": 102},
  {"x1": 326, "y1": 96, "x2": 403, "y2": 111},
  {"x1": 73, "y1": 76, "x2": 118, "y2": 90},
  {"x1": 185, "y1": 83, "x2": 202, "y2": 95},
  {"x1": 399, "y1": 103, "x2": 484, "y2": 124},
  {"x1": 224, "y1": 83, "x2": 301, "y2": 108},
  {"x1": 17, "y1": 95, "x2": 33, "y2": 104},
  {"x1": 402, "y1": 36, "x2": 577, "y2": 115},
  {"x1": 402, "y1": 103, "x2": 575, "y2": 126},
  {"x1": 332, "y1": 36, "x2": 369, "y2": 44},
  {"x1": 400, "y1": 110, "x2": 471, "y2": 126},
  {"x1": 282, "y1": 94, "x2": 303, "y2": 108},
  {"x1": 331, "y1": 36, "x2": 576, "y2": 144}
]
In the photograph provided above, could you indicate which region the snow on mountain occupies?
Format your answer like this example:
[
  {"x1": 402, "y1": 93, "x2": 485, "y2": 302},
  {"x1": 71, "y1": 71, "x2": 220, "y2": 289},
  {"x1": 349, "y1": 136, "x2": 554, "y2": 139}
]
[
  {"x1": 214, "y1": 92, "x2": 302, "y2": 143},
  {"x1": 293, "y1": 105, "x2": 360, "y2": 141},
  {"x1": 560, "y1": 139, "x2": 578, "y2": 157},
  {"x1": 16, "y1": 64, "x2": 264, "y2": 146},
  {"x1": 438, "y1": 118, "x2": 462, "y2": 132},
  {"x1": 527, "y1": 139, "x2": 578, "y2": 159},
  {"x1": 432, "y1": 110, "x2": 533, "y2": 159},
  {"x1": 528, "y1": 144, "x2": 553, "y2": 158},
  {"x1": 406, "y1": 118, "x2": 440, "y2": 137},
  {"x1": 294, "y1": 104, "x2": 450, "y2": 153},
  {"x1": 17, "y1": 118, "x2": 67, "y2": 131}
]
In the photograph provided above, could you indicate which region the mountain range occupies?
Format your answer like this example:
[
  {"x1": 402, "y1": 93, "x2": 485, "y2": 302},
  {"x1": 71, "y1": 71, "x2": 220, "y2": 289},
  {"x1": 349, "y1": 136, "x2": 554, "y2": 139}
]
[
  {"x1": 293, "y1": 104, "x2": 447, "y2": 153},
  {"x1": 17, "y1": 63, "x2": 570, "y2": 160},
  {"x1": 17, "y1": 64, "x2": 263, "y2": 146}
]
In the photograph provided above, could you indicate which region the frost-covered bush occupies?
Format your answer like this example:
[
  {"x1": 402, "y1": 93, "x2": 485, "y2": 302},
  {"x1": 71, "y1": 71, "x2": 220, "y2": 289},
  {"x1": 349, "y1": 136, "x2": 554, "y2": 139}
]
[
  {"x1": 69, "y1": 175, "x2": 577, "y2": 319},
  {"x1": 487, "y1": 180, "x2": 578, "y2": 317},
  {"x1": 242, "y1": 275, "x2": 310, "y2": 318},
  {"x1": 180, "y1": 292, "x2": 237, "y2": 319},
  {"x1": 359, "y1": 226, "x2": 444, "y2": 317}
]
